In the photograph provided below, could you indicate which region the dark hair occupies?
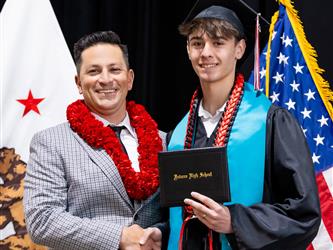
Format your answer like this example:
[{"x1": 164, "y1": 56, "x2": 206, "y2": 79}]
[
  {"x1": 73, "y1": 30, "x2": 129, "y2": 72},
  {"x1": 179, "y1": 18, "x2": 245, "y2": 42}
]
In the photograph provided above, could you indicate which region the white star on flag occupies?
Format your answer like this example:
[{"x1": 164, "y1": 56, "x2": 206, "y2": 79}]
[
  {"x1": 293, "y1": 62, "x2": 304, "y2": 74},
  {"x1": 259, "y1": 67, "x2": 266, "y2": 79},
  {"x1": 272, "y1": 72, "x2": 284, "y2": 84},
  {"x1": 277, "y1": 52, "x2": 289, "y2": 65},
  {"x1": 318, "y1": 115, "x2": 329, "y2": 127},
  {"x1": 290, "y1": 80, "x2": 300, "y2": 92},
  {"x1": 301, "y1": 107, "x2": 312, "y2": 119},
  {"x1": 304, "y1": 89, "x2": 316, "y2": 101},
  {"x1": 285, "y1": 98, "x2": 296, "y2": 110},
  {"x1": 313, "y1": 134, "x2": 325, "y2": 146},
  {"x1": 311, "y1": 153, "x2": 320, "y2": 164},
  {"x1": 282, "y1": 35, "x2": 293, "y2": 47}
]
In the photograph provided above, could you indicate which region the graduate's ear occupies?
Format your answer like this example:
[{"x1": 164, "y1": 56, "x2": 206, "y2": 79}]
[
  {"x1": 186, "y1": 41, "x2": 191, "y2": 60},
  {"x1": 235, "y1": 39, "x2": 246, "y2": 60}
]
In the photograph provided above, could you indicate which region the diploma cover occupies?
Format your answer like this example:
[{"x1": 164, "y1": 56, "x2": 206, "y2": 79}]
[{"x1": 158, "y1": 147, "x2": 230, "y2": 207}]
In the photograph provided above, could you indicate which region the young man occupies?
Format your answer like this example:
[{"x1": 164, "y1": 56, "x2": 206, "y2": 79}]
[
  {"x1": 167, "y1": 5, "x2": 321, "y2": 250},
  {"x1": 24, "y1": 31, "x2": 168, "y2": 250}
]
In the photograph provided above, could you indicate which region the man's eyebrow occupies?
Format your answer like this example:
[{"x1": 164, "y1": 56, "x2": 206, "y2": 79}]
[
  {"x1": 86, "y1": 63, "x2": 119, "y2": 68},
  {"x1": 86, "y1": 64, "x2": 99, "y2": 68}
]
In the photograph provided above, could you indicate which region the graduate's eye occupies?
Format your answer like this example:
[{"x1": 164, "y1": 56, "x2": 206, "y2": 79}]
[
  {"x1": 213, "y1": 39, "x2": 225, "y2": 46},
  {"x1": 190, "y1": 40, "x2": 204, "y2": 49}
]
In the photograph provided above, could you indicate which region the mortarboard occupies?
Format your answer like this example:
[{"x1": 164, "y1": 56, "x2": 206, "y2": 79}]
[
  {"x1": 181, "y1": 0, "x2": 272, "y2": 78},
  {"x1": 193, "y1": 5, "x2": 246, "y2": 38}
]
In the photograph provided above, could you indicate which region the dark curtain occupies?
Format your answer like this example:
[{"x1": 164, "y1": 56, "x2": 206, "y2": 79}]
[
  {"x1": 1, "y1": 0, "x2": 332, "y2": 131},
  {"x1": 49, "y1": 0, "x2": 278, "y2": 132}
]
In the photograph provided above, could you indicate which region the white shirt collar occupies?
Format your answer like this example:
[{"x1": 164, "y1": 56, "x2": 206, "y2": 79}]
[
  {"x1": 198, "y1": 99, "x2": 226, "y2": 120},
  {"x1": 92, "y1": 112, "x2": 136, "y2": 138}
]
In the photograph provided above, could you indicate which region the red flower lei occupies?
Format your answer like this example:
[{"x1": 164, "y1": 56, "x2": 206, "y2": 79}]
[{"x1": 67, "y1": 100, "x2": 162, "y2": 200}]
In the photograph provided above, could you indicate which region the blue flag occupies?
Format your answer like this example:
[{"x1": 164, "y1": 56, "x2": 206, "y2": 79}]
[{"x1": 248, "y1": 0, "x2": 333, "y2": 248}]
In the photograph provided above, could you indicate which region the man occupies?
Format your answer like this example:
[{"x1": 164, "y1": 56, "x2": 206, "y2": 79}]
[
  {"x1": 24, "y1": 30, "x2": 167, "y2": 250},
  {"x1": 167, "y1": 5, "x2": 321, "y2": 250}
]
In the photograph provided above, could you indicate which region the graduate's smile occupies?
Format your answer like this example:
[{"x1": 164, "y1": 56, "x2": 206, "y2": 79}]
[{"x1": 199, "y1": 63, "x2": 219, "y2": 69}]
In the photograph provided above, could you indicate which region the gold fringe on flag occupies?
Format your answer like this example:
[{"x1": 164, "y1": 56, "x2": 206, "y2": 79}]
[{"x1": 265, "y1": 0, "x2": 333, "y2": 119}]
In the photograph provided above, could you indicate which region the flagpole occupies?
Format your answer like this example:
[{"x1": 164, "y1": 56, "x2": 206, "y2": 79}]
[{"x1": 237, "y1": 0, "x2": 270, "y2": 25}]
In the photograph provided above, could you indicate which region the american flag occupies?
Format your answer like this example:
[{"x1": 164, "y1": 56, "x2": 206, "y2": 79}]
[{"x1": 248, "y1": 1, "x2": 333, "y2": 249}]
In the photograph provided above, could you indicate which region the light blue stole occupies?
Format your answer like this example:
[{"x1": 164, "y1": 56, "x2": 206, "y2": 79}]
[{"x1": 167, "y1": 83, "x2": 271, "y2": 250}]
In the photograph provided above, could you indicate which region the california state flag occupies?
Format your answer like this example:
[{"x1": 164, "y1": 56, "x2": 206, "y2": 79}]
[{"x1": 0, "y1": 0, "x2": 79, "y2": 248}]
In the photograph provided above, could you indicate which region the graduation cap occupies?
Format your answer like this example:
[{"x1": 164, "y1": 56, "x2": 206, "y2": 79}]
[{"x1": 181, "y1": 0, "x2": 271, "y2": 79}]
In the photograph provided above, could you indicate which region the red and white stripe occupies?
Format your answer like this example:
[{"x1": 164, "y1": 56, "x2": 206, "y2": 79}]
[{"x1": 308, "y1": 167, "x2": 333, "y2": 250}]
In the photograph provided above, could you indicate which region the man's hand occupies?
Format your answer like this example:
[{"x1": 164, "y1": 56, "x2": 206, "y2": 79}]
[
  {"x1": 119, "y1": 224, "x2": 144, "y2": 250},
  {"x1": 139, "y1": 227, "x2": 162, "y2": 250},
  {"x1": 184, "y1": 191, "x2": 233, "y2": 234}
]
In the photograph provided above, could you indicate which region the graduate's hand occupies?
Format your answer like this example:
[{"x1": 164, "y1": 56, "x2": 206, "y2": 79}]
[
  {"x1": 139, "y1": 227, "x2": 162, "y2": 250},
  {"x1": 184, "y1": 191, "x2": 233, "y2": 234}
]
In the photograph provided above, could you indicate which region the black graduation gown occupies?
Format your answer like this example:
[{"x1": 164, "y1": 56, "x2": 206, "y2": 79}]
[
  {"x1": 226, "y1": 105, "x2": 321, "y2": 249},
  {"x1": 169, "y1": 104, "x2": 321, "y2": 250}
]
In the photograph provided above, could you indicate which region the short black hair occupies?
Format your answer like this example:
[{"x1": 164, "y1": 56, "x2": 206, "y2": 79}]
[{"x1": 73, "y1": 30, "x2": 129, "y2": 72}]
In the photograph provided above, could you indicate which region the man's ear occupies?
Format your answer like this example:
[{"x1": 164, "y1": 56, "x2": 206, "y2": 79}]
[
  {"x1": 235, "y1": 39, "x2": 246, "y2": 60},
  {"x1": 127, "y1": 69, "x2": 134, "y2": 91},
  {"x1": 75, "y1": 75, "x2": 83, "y2": 94}
]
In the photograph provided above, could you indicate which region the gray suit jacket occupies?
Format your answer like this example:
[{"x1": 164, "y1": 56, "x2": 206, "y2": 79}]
[{"x1": 24, "y1": 122, "x2": 168, "y2": 250}]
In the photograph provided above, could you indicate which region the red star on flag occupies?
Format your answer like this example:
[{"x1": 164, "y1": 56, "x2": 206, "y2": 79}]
[{"x1": 17, "y1": 90, "x2": 45, "y2": 116}]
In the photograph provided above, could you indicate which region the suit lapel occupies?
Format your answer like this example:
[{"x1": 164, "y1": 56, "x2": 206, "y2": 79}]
[{"x1": 71, "y1": 130, "x2": 133, "y2": 208}]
